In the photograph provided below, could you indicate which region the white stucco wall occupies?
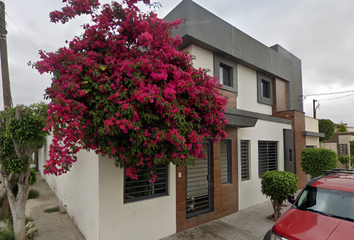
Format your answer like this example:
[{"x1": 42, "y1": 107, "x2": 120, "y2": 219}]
[
  {"x1": 338, "y1": 135, "x2": 354, "y2": 145},
  {"x1": 238, "y1": 120, "x2": 292, "y2": 210},
  {"x1": 305, "y1": 117, "x2": 320, "y2": 147},
  {"x1": 306, "y1": 136, "x2": 320, "y2": 148},
  {"x1": 305, "y1": 116, "x2": 319, "y2": 132},
  {"x1": 98, "y1": 155, "x2": 176, "y2": 240},
  {"x1": 38, "y1": 135, "x2": 100, "y2": 240},
  {"x1": 237, "y1": 64, "x2": 272, "y2": 115},
  {"x1": 185, "y1": 44, "x2": 214, "y2": 76}
]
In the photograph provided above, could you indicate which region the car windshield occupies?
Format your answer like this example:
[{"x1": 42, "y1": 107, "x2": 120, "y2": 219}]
[{"x1": 295, "y1": 186, "x2": 354, "y2": 222}]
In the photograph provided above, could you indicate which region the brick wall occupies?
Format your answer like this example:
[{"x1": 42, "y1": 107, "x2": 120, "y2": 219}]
[
  {"x1": 272, "y1": 78, "x2": 288, "y2": 114},
  {"x1": 274, "y1": 111, "x2": 307, "y2": 189},
  {"x1": 219, "y1": 89, "x2": 237, "y2": 109}
]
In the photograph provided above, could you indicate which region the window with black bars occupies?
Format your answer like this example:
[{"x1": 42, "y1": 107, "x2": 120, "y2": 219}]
[
  {"x1": 258, "y1": 141, "x2": 278, "y2": 177},
  {"x1": 220, "y1": 140, "x2": 231, "y2": 184},
  {"x1": 338, "y1": 144, "x2": 348, "y2": 156},
  {"x1": 241, "y1": 140, "x2": 250, "y2": 181},
  {"x1": 219, "y1": 64, "x2": 232, "y2": 87},
  {"x1": 124, "y1": 164, "x2": 168, "y2": 203}
]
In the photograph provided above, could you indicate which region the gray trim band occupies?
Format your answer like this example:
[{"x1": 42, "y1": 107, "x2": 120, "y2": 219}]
[
  {"x1": 225, "y1": 114, "x2": 257, "y2": 128},
  {"x1": 303, "y1": 131, "x2": 325, "y2": 138},
  {"x1": 225, "y1": 108, "x2": 292, "y2": 125}
]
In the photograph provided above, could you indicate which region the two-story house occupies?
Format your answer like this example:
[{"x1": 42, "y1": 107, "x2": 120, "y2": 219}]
[
  {"x1": 38, "y1": 1, "x2": 308, "y2": 239},
  {"x1": 163, "y1": 0, "x2": 307, "y2": 232}
]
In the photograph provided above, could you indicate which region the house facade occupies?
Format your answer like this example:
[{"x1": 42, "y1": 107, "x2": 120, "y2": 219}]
[
  {"x1": 325, "y1": 132, "x2": 354, "y2": 157},
  {"x1": 164, "y1": 0, "x2": 307, "y2": 231},
  {"x1": 38, "y1": 1, "x2": 309, "y2": 239}
]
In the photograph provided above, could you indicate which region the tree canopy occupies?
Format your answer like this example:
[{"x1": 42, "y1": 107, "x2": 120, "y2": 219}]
[
  {"x1": 319, "y1": 119, "x2": 335, "y2": 142},
  {"x1": 336, "y1": 121, "x2": 348, "y2": 132},
  {"x1": 0, "y1": 103, "x2": 48, "y2": 240},
  {"x1": 35, "y1": 0, "x2": 228, "y2": 179}
]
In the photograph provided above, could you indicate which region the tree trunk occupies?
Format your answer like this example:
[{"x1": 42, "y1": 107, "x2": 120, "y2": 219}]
[
  {"x1": 271, "y1": 200, "x2": 283, "y2": 220},
  {"x1": 8, "y1": 191, "x2": 28, "y2": 240},
  {"x1": 5, "y1": 166, "x2": 31, "y2": 240}
]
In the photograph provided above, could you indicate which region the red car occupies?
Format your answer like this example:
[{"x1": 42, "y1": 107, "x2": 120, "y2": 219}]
[{"x1": 264, "y1": 169, "x2": 354, "y2": 240}]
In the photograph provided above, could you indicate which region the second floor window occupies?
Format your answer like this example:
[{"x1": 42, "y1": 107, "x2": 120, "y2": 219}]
[
  {"x1": 261, "y1": 80, "x2": 271, "y2": 98},
  {"x1": 219, "y1": 64, "x2": 232, "y2": 87}
]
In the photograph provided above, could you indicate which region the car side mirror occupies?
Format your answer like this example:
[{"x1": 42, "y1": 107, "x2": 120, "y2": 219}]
[{"x1": 287, "y1": 194, "x2": 295, "y2": 204}]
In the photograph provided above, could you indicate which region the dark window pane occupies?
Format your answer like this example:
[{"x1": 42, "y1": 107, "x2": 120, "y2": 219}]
[
  {"x1": 220, "y1": 64, "x2": 232, "y2": 87},
  {"x1": 220, "y1": 140, "x2": 231, "y2": 184},
  {"x1": 261, "y1": 80, "x2": 270, "y2": 98},
  {"x1": 241, "y1": 140, "x2": 249, "y2": 181}
]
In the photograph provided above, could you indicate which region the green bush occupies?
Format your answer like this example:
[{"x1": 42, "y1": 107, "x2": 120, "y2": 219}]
[
  {"x1": 319, "y1": 119, "x2": 335, "y2": 142},
  {"x1": 29, "y1": 169, "x2": 37, "y2": 186},
  {"x1": 27, "y1": 189, "x2": 40, "y2": 199},
  {"x1": 261, "y1": 170, "x2": 298, "y2": 220},
  {"x1": 0, "y1": 228, "x2": 14, "y2": 240},
  {"x1": 301, "y1": 148, "x2": 337, "y2": 178},
  {"x1": 338, "y1": 155, "x2": 350, "y2": 169}
]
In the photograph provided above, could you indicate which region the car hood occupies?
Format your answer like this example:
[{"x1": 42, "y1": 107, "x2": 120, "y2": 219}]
[{"x1": 273, "y1": 208, "x2": 354, "y2": 240}]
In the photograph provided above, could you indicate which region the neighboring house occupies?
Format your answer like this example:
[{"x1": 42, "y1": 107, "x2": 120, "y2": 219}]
[
  {"x1": 304, "y1": 116, "x2": 324, "y2": 148},
  {"x1": 38, "y1": 1, "x2": 309, "y2": 239},
  {"x1": 325, "y1": 132, "x2": 354, "y2": 156}
]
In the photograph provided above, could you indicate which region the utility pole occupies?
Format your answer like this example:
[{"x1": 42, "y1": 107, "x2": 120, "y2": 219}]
[
  {"x1": 313, "y1": 99, "x2": 318, "y2": 119},
  {"x1": 0, "y1": 1, "x2": 12, "y2": 109}
]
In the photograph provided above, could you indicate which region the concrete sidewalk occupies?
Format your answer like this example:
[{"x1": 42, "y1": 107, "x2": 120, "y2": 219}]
[
  {"x1": 26, "y1": 174, "x2": 85, "y2": 240},
  {"x1": 162, "y1": 201, "x2": 291, "y2": 240}
]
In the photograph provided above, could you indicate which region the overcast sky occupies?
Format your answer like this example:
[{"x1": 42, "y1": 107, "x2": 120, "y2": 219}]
[{"x1": 3, "y1": 0, "x2": 354, "y2": 126}]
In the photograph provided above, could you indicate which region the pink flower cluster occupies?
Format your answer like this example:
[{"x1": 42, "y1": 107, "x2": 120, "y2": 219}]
[{"x1": 36, "y1": 0, "x2": 228, "y2": 179}]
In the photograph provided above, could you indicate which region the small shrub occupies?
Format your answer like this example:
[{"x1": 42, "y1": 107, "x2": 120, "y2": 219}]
[
  {"x1": 301, "y1": 148, "x2": 337, "y2": 178},
  {"x1": 261, "y1": 170, "x2": 298, "y2": 220},
  {"x1": 44, "y1": 206, "x2": 60, "y2": 213},
  {"x1": 29, "y1": 169, "x2": 37, "y2": 186},
  {"x1": 0, "y1": 228, "x2": 14, "y2": 240},
  {"x1": 27, "y1": 189, "x2": 40, "y2": 199},
  {"x1": 338, "y1": 155, "x2": 350, "y2": 169}
]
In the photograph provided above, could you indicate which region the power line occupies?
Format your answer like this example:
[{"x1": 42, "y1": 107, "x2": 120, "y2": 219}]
[
  {"x1": 5, "y1": 12, "x2": 39, "y2": 51},
  {"x1": 304, "y1": 89, "x2": 354, "y2": 97},
  {"x1": 319, "y1": 93, "x2": 354, "y2": 101}
]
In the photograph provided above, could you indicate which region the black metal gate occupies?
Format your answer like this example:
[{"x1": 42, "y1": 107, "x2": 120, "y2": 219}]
[{"x1": 186, "y1": 141, "x2": 212, "y2": 218}]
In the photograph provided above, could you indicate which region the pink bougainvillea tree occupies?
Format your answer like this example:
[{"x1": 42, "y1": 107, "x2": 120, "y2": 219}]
[{"x1": 36, "y1": 0, "x2": 228, "y2": 179}]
